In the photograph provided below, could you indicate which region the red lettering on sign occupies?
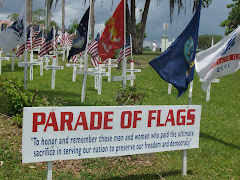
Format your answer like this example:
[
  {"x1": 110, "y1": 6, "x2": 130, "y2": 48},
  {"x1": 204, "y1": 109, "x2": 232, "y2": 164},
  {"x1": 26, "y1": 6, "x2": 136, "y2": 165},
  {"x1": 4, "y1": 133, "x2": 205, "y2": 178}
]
[
  {"x1": 103, "y1": 111, "x2": 113, "y2": 129},
  {"x1": 187, "y1": 109, "x2": 195, "y2": 125},
  {"x1": 176, "y1": 109, "x2": 186, "y2": 125},
  {"x1": 90, "y1": 112, "x2": 102, "y2": 130},
  {"x1": 165, "y1": 110, "x2": 175, "y2": 126},
  {"x1": 60, "y1": 112, "x2": 73, "y2": 131},
  {"x1": 74, "y1": 112, "x2": 88, "y2": 130},
  {"x1": 44, "y1": 112, "x2": 59, "y2": 132},
  {"x1": 147, "y1": 110, "x2": 156, "y2": 127},
  {"x1": 32, "y1": 113, "x2": 46, "y2": 132},
  {"x1": 121, "y1": 111, "x2": 132, "y2": 128},
  {"x1": 133, "y1": 111, "x2": 142, "y2": 128}
]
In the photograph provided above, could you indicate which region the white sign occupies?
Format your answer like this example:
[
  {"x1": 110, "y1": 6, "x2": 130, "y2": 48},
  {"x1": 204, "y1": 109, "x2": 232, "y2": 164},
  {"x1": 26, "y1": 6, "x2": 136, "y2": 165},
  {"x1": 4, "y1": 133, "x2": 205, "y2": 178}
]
[{"x1": 22, "y1": 105, "x2": 201, "y2": 163}]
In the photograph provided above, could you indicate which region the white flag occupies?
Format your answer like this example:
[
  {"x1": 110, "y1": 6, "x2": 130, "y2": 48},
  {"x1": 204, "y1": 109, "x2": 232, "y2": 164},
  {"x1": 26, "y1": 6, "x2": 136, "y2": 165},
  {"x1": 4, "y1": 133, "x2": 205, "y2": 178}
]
[
  {"x1": 195, "y1": 26, "x2": 240, "y2": 91},
  {"x1": 0, "y1": 1, "x2": 26, "y2": 53}
]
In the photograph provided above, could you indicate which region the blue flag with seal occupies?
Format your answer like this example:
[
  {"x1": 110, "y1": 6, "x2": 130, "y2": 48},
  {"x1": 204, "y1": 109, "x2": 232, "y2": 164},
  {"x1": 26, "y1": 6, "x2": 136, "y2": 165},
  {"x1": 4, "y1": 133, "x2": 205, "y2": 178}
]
[
  {"x1": 149, "y1": 0, "x2": 202, "y2": 98},
  {"x1": 68, "y1": 7, "x2": 90, "y2": 61}
]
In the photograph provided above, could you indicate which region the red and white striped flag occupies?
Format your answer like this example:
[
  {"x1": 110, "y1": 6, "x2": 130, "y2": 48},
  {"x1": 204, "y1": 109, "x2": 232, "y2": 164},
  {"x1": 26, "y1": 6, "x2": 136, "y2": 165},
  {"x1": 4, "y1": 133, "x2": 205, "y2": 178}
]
[
  {"x1": 91, "y1": 56, "x2": 99, "y2": 68},
  {"x1": 16, "y1": 44, "x2": 26, "y2": 57},
  {"x1": 28, "y1": 30, "x2": 44, "y2": 50},
  {"x1": 117, "y1": 36, "x2": 132, "y2": 64},
  {"x1": 38, "y1": 28, "x2": 55, "y2": 57}
]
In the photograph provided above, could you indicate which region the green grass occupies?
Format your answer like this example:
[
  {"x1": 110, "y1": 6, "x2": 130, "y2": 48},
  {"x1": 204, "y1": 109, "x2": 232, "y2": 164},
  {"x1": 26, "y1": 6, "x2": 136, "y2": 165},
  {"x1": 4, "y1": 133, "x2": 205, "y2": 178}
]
[{"x1": 0, "y1": 51, "x2": 239, "y2": 179}]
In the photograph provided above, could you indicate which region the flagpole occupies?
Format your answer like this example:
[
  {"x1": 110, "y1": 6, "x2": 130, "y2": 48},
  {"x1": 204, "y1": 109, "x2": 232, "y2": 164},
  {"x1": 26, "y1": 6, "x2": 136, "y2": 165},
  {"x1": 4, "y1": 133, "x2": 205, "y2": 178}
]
[
  {"x1": 23, "y1": 0, "x2": 28, "y2": 89},
  {"x1": 122, "y1": 0, "x2": 127, "y2": 89},
  {"x1": 81, "y1": 3, "x2": 92, "y2": 103},
  {"x1": 182, "y1": 80, "x2": 193, "y2": 177}
]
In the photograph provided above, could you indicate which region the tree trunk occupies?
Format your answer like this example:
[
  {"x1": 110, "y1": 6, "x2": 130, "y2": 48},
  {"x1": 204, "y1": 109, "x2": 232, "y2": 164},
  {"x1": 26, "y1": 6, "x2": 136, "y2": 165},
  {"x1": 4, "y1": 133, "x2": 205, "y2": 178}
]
[
  {"x1": 126, "y1": 0, "x2": 150, "y2": 54},
  {"x1": 26, "y1": 0, "x2": 33, "y2": 25},
  {"x1": 90, "y1": 0, "x2": 95, "y2": 40},
  {"x1": 62, "y1": 0, "x2": 65, "y2": 31},
  {"x1": 47, "y1": 2, "x2": 51, "y2": 31}
]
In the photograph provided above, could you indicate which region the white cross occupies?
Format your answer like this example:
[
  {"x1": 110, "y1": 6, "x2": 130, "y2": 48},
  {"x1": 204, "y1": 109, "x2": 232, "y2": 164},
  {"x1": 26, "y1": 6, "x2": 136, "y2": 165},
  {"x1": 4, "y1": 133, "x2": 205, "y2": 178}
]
[
  {"x1": 95, "y1": 62, "x2": 110, "y2": 95},
  {"x1": 199, "y1": 78, "x2": 220, "y2": 102},
  {"x1": 6, "y1": 52, "x2": 17, "y2": 72},
  {"x1": 168, "y1": 83, "x2": 172, "y2": 94},
  {"x1": 126, "y1": 60, "x2": 141, "y2": 86},
  {"x1": 102, "y1": 58, "x2": 118, "y2": 82},
  {"x1": 87, "y1": 66, "x2": 106, "y2": 90},
  {"x1": 0, "y1": 49, "x2": 10, "y2": 75},
  {"x1": 44, "y1": 56, "x2": 64, "y2": 89},
  {"x1": 34, "y1": 57, "x2": 50, "y2": 76},
  {"x1": 66, "y1": 63, "x2": 84, "y2": 82},
  {"x1": 18, "y1": 61, "x2": 41, "y2": 82}
]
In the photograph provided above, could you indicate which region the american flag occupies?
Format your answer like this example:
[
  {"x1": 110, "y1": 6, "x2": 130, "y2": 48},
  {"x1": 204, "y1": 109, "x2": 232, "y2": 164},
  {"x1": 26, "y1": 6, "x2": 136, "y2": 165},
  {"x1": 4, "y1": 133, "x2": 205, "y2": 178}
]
[
  {"x1": 16, "y1": 44, "x2": 26, "y2": 57},
  {"x1": 117, "y1": 36, "x2": 132, "y2": 64},
  {"x1": 66, "y1": 32, "x2": 75, "y2": 46},
  {"x1": 60, "y1": 31, "x2": 67, "y2": 46},
  {"x1": 32, "y1": 25, "x2": 40, "y2": 38},
  {"x1": 88, "y1": 33, "x2": 100, "y2": 58},
  {"x1": 26, "y1": 28, "x2": 32, "y2": 50},
  {"x1": 72, "y1": 51, "x2": 85, "y2": 63},
  {"x1": 88, "y1": 33, "x2": 100, "y2": 67},
  {"x1": 39, "y1": 28, "x2": 55, "y2": 57},
  {"x1": 91, "y1": 56, "x2": 99, "y2": 68},
  {"x1": 27, "y1": 30, "x2": 44, "y2": 50}
]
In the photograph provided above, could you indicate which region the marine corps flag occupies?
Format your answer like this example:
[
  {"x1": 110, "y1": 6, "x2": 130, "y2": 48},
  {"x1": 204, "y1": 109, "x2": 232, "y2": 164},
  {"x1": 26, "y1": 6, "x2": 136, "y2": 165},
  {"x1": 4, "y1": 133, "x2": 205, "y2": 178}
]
[
  {"x1": 68, "y1": 7, "x2": 90, "y2": 61},
  {"x1": 98, "y1": 0, "x2": 124, "y2": 61},
  {"x1": 149, "y1": 0, "x2": 202, "y2": 98}
]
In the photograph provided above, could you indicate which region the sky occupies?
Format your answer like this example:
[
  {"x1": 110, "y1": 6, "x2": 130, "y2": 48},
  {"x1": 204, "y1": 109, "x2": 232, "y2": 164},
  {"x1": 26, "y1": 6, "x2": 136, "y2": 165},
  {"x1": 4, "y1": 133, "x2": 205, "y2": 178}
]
[{"x1": 0, "y1": 0, "x2": 231, "y2": 47}]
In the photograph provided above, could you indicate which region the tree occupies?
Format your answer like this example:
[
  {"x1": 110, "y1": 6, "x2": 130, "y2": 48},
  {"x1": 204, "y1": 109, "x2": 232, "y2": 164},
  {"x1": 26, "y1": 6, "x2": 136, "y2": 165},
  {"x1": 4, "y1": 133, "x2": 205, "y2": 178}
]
[
  {"x1": 32, "y1": 9, "x2": 45, "y2": 22},
  {"x1": 220, "y1": 0, "x2": 240, "y2": 35},
  {"x1": 127, "y1": 0, "x2": 212, "y2": 54},
  {"x1": 62, "y1": 0, "x2": 65, "y2": 31},
  {"x1": 27, "y1": 0, "x2": 33, "y2": 24},
  {"x1": 197, "y1": 34, "x2": 223, "y2": 51},
  {"x1": 7, "y1": 13, "x2": 19, "y2": 21},
  {"x1": 68, "y1": 18, "x2": 79, "y2": 34}
]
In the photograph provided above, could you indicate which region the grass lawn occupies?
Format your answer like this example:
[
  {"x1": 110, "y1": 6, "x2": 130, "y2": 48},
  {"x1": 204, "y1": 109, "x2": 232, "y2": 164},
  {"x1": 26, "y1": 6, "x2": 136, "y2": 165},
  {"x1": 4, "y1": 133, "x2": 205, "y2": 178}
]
[{"x1": 0, "y1": 51, "x2": 239, "y2": 179}]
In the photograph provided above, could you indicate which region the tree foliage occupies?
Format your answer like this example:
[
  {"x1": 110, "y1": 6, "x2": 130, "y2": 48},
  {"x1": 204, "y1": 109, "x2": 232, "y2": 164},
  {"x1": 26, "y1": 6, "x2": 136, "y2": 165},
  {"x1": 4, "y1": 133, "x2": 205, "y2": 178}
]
[
  {"x1": 197, "y1": 34, "x2": 223, "y2": 51},
  {"x1": 7, "y1": 13, "x2": 19, "y2": 21},
  {"x1": 68, "y1": 18, "x2": 79, "y2": 34},
  {"x1": 220, "y1": 0, "x2": 240, "y2": 35}
]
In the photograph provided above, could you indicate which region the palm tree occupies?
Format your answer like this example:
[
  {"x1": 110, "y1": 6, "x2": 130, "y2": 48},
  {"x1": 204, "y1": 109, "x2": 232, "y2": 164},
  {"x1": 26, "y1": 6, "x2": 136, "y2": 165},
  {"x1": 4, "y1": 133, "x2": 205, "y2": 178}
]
[
  {"x1": 27, "y1": 0, "x2": 33, "y2": 24},
  {"x1": 62, "y1": 0, "x2": 65, "y2": 31}
]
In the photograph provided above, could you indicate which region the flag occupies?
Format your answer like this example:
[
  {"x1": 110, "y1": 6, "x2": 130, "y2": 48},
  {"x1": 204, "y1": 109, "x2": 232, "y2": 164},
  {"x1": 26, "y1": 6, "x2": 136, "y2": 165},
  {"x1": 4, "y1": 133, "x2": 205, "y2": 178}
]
[
  {"x1": 88, "y1": 32, "x2": 100, "y2": 58},
  {"x1": 149, "y1": 0, "x2": 202, "y2": 98},
  {"x1": 16, "y1": 44, "x2": 26, "y2": 57},
  {"x1": 66, "y1": 33, "x2": 75, "y2": 45},
  {"x1": 91, "y1": 56, "x2": 99, "y2": 68},
  {"x1": 98, "y1": 0, "x2": 124, "y2": 61},
  {"x1": 68, "y1": 7, "x2": 90, "y2": 61},
  {"x1": 0, "y1": 1, "x2": 26, "y2": 53},
  {"x1": 1, "y1": 23, "x2": 4, "y2": 31},
  {"x1": 60, "y1": 31, "x2": 67, "y2": 46},
  {"x1": 195, "y1": 25, "x2": 240, "y2": 91},
  {"x1": 39, "y1": 28, "x2": 55, "y2": 57},
  {"x1": 30, "y1": 30, "x2": 44, "y2": 50},
  {"x1": 117, "y1": 36, "x2": 131, "y2": 64},
  {"x1": 26, "y1": 27, "x2": 32, "y2": 50},
  {"x1": 32, "y1": 25, "x2": 40, "y2": 38}
]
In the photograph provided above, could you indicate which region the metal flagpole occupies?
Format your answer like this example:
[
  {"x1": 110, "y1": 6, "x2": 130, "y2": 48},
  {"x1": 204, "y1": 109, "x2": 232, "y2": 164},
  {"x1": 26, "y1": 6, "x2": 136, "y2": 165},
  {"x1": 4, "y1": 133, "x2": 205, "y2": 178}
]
[
  {"x1": 122, "y1": 0, "x2": 127, "y2": 89},
  {"x1": 23, "y1": 0, "x2": 28, "y2": 89},
  {"x1": 81, "y1": 2, "x2": 92, "y2": 103},
  {"x1": 182, "y1": 80, "x2": 193, "y2": 176}
]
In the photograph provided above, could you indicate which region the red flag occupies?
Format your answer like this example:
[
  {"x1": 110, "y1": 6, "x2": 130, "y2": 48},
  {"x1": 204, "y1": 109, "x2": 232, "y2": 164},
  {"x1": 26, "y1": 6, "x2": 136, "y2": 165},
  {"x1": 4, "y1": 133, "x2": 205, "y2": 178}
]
[{"x1": 98, "y1": 0, "x2": 124, "y2": 61}]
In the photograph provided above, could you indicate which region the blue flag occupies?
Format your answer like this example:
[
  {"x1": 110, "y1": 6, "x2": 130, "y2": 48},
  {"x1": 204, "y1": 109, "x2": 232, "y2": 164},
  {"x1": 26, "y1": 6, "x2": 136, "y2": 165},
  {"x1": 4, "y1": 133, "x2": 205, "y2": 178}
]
[
  {"x1": 149, "y1": 0, "x2": 202, "y2": 98},
  {"x1": 68, "y1": 7, "x2": 90, "y2": 61}
]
